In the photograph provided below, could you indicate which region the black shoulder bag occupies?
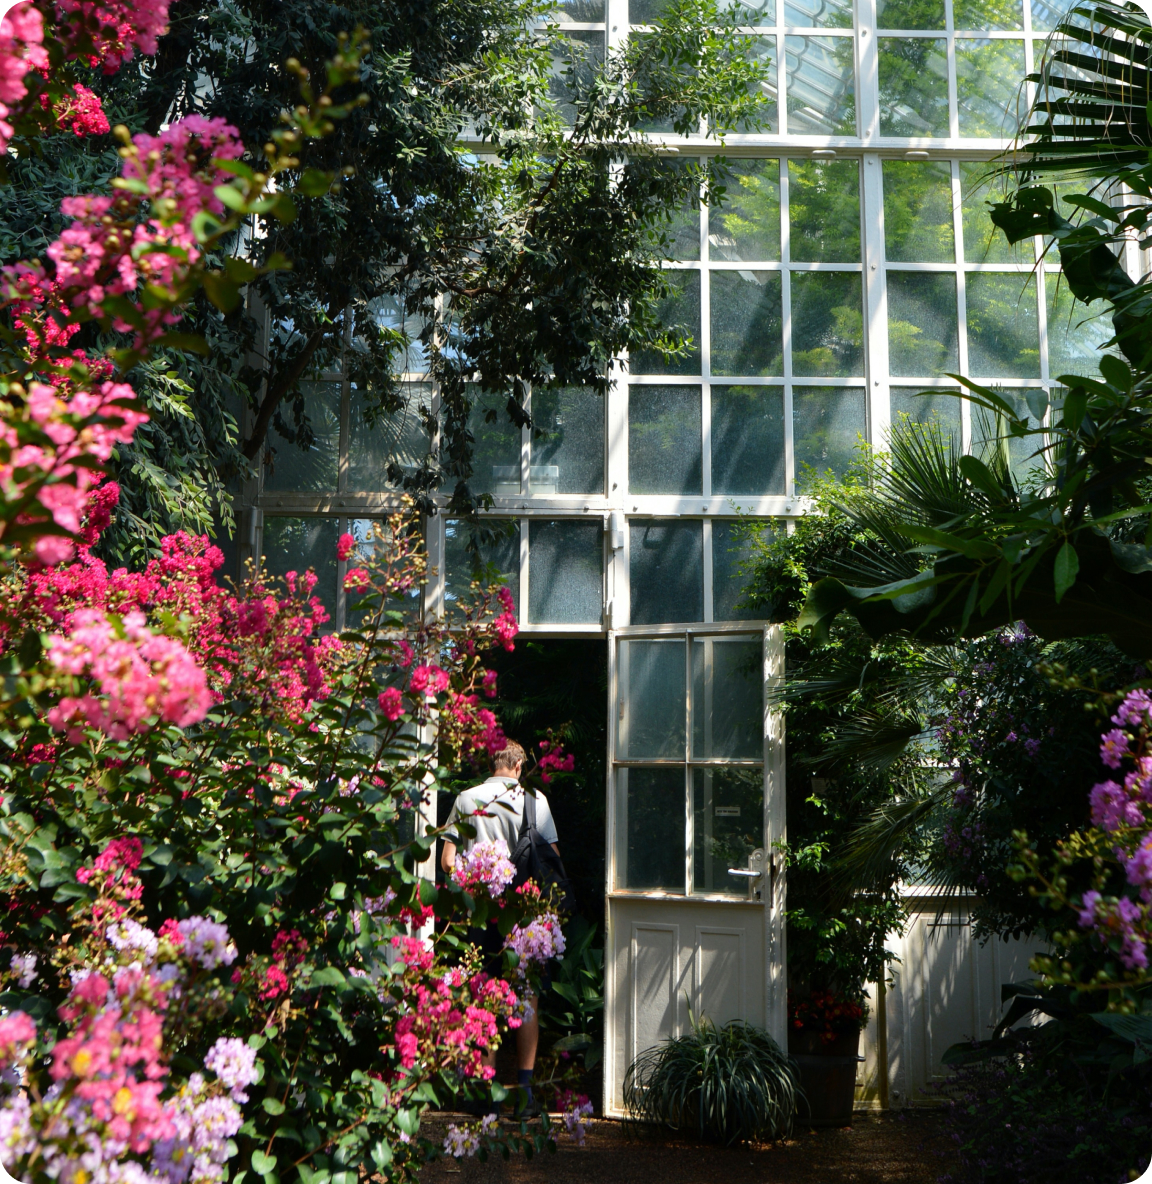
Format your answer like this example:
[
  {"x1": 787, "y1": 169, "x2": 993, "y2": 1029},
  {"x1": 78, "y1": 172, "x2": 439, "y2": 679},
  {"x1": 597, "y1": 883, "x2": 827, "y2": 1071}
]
[{"x1": 510, "y1": 789, "x2": 576, "y2": 915}]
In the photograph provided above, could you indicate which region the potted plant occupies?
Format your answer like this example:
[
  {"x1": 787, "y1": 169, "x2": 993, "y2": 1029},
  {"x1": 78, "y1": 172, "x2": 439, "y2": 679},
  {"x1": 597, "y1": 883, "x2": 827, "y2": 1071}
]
[{"x1": 787, "y1": 988, "x2": 867, "y2": 1127}]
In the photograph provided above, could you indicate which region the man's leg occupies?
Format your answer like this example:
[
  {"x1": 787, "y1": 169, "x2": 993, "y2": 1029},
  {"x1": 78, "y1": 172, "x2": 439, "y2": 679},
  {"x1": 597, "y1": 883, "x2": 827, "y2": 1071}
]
[{"x1": 516, "y1": 995, "x2": 539, "y2": 1071}]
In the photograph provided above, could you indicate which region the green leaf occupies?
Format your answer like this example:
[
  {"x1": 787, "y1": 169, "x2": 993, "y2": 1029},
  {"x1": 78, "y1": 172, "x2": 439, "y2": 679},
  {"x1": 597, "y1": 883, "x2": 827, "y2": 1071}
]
[
  {"x1": 213, "y1": 184, "x2": 248, "y2": 212},
  {"x1": 250, "y1": 1151, "x2": 277, "y2": 1174},
  {"x1": 224, "y1": 257, "x2": 260, "y2": 283},
  {"x1": 1062, "y1": 389, "x2": 1088, "y2": 430},
  {"x1": 262, "y1": 1097, "x2": 286, "y2": 1115},
  {"x1": 296, "y1": 168, "x2": 336, "y2": 197},
  {"x1": 158, "y1": 332, "x2": 211, "y2": 356},
  {"x1": 1054, "y1": 541, "x2": 1079, "y2": 603},
  {"x1": 200, "y1": 272, "x2": 243, "y2": 313},
  {"x1": 308, "y1": 966, "x2": 347, "y2": 988},
  {"x1": 272, "y1": 193, "x2": 296, "y2": 224},
  {"x1": 958, "y1": 454, "x2": 1004, "y2": 501}
]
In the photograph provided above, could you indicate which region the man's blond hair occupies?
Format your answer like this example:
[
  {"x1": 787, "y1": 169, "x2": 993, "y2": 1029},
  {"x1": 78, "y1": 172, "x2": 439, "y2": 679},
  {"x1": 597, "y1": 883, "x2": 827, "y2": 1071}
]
[{"x1": 491, "y1": 740, "x2": 526, "y2": 772}]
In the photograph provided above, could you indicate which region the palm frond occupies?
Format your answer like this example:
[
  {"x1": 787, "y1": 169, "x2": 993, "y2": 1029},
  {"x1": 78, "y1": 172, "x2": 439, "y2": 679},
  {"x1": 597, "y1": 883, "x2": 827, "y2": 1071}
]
[{"x1": 804, "y1": 711, "x2": 929, "y2": 774}]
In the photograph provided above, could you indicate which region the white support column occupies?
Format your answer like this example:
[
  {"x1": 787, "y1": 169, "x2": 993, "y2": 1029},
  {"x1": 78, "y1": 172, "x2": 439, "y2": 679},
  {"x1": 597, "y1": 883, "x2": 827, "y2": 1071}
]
[{"x1": 763, "y1": 623, "x2": 787, "y2": 1048}]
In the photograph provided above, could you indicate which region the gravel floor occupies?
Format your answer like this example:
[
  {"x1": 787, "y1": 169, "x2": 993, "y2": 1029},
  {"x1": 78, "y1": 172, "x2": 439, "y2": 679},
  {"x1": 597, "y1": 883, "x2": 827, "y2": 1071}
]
[{"x1": 420, "y1": 1111, "x2": 952, "y2": 1184}]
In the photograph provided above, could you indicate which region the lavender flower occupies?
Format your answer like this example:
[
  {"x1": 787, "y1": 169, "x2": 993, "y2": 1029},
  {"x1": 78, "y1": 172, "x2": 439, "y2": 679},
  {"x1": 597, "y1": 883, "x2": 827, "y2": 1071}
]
[
  {"x1": 203, "y1": 1038, "x2": 259, "y2": 1103},
  {"x1": 177, "y1": 918, "x2": 237, "y2": 970},
  {"x1": 8, "y1": 953, "x2": 37, "y2": 989}
]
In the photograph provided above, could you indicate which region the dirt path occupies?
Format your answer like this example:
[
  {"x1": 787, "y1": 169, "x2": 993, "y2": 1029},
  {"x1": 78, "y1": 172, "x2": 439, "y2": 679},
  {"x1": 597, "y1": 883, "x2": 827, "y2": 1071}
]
[{"x1": 421, "y1": 1112, "x2": 951, "y2": 1184}]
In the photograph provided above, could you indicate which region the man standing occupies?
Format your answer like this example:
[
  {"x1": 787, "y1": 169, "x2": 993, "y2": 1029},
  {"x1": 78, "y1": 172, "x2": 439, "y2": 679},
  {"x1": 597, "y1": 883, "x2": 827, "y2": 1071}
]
[{"x1": 441, "y1": 740, "x2": 560, "y2": 1116}]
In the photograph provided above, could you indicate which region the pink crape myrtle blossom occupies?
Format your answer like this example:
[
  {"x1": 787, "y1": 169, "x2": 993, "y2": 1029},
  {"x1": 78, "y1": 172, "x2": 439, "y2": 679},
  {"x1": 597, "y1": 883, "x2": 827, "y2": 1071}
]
[
  {"x1": 54, "y1": 0, "x2": 171, "y2": 73},
  {"x1": 451, "y1": 839, "x2": 516, "y2": 898},
  {"x1": 44, "y1": 607, "x2": 212, "y2": 741},
  {"x1": 0, "y1": 3, "x2": 47, "y2": 151},
  {"x1": 41, "y1": 81, "x2": 110, "y2": 135},
  {"x1": 378, "y1": 686, "x2": 404, "y2": 721}
]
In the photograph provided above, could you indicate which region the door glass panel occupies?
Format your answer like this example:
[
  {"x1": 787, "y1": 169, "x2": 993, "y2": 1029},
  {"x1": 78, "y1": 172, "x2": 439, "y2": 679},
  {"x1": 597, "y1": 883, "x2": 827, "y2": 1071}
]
[
  {"x1": 615, "y1": 768, "x2": 685, "y2": 891},
  {"x1": 692, "y1": 767, "x2": 765, "y2": 895},
  {"x1": 691, "y1": 637, "x2": 763, "y2": 759},
  {"x1": 618, "y1": 639, "x2": 686, "y2": 758}
]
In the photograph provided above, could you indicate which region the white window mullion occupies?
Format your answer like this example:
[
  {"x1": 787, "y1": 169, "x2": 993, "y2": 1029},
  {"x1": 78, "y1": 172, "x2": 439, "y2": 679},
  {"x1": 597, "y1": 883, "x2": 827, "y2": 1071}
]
[
  {"x1": 862, "y1": 153, "x2": 889, "y2": 448},
  {"x1": 951, "y1": 158, "x2": 971, "y2": 453},
  {"x1": 856, "y1": 0, "x2": 880, "y2": 147},
  {"x1": 781, "y1": 158, "x2": 795, "y2": 498}
]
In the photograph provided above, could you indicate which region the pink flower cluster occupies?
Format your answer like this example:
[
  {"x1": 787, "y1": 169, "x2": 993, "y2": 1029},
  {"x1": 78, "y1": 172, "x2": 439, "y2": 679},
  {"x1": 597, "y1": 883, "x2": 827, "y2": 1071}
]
[
  {"x1": 389, "y1": 937, "x2": 520, "y2": 1080},
  {"x1": 451, "y1": 839, "x2": 516, "y2": 898},
  {"x1": 409, "y1": 663, "x2": 450, "y2": 697},
  {"x1": 45, "y1": 607, "x2": 213, "y2": 742},
  {"x1": 494, "y1": 586, "x2": 517, "y2": 651},
  {"x1": 41, "y1": 81, "x2": 110, "y2": 136},
  {"x1": 504, "y1": 911, "x2": 566, "y2": 970},
  {"x1": 538, "y1": 739, "x2": 575, "y2": 784},
  {"x1": 54, "y1": 0, "x2": 171, "y2": 73},
  {"x1": 3, "y1": 380, "x2": 148, "y2": 567},
  {"x1": 0, "y1": 3, "x2": 47, "y2": 151}
]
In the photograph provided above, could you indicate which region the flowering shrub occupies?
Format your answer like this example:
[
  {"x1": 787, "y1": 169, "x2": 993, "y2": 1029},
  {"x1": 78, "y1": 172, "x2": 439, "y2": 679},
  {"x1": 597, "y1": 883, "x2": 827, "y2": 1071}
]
[
  {"x1": 1013, "y1": 688, "x2": 1152, "y2": 1001},
  {"x1": 787, "y1": 988, "x2": 865, "y2": 1044},
  {"x1": 451, "y1": 840, "x2": 516, "y2": 899}
]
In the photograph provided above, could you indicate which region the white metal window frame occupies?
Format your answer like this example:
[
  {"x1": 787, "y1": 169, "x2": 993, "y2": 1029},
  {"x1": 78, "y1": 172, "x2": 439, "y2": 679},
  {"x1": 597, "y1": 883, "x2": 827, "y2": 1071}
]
[{"x1": 253, "y1": 0, "x2": 1112, "y2": 631}]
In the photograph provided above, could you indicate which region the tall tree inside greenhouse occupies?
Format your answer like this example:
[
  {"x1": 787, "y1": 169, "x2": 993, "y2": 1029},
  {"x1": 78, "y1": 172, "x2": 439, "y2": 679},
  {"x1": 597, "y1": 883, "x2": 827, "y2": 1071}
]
[{"x1": 1, "y1": 0, "x2": 769, "y2": 563}]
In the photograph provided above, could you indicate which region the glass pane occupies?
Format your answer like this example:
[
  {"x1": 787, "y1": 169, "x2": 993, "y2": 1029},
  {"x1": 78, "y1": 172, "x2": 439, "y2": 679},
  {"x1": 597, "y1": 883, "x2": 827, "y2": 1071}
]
[
  {"x1": 709, "y1": 158, "x2": 780, "y2": 263},
  {"x1": 785, "y1": 37, "x2": 857, "y2": 135},
  {"x1": 883, "y1": 161, "x2": 956, "y2": 264},
  {"x1": 788, "y1": 159, "x2": 860, "y2": 263},
  {"x1": 359, "y1": 295, "x2": 428, "y2": 374},
  {"x1": 528, "y1": 520, "x2": 603, "y2": 624},
  {"x1": 347, "y1": 382, "x2": 431, "y2": 493},
  {"x1": 953, "y1": 0, "x2": 1023, "y2": 30},
  {"x1": 264, "y1": 380, "x2": 340, "y2": 493},
  {"x1": 631, "y1": 271, "x2": 702, "y2": 375},
  {"x1": 692, "y1": 767, "x2": 765, "y2": 895},
  {"x1": 722, "y1": 0, "x2": 776, "y2": 20},
  {"x1": 261, "y1": 517, "x2": 340, "y2": 629},
  {"x1": 711, "y1": 386, "x2": 786, "y2": 494},
  {"x1": 956, "y1": 40, "x2": 1027, "y2": 138},
  {"x1": 549, "y1": 31, "x2": 604, "y2": 126},
  {"x1": 713, "y1": 521, "x2": 768, "y2": 621},
  {"x1": 783, "y1": 0, "x2": 851, "y2": 27},
  {"x1": 1030, "y1": 0, "x2": 1080, "y2": 31},
  {"x1": 444, "y1": 519, "x2": 520, "y2": 615},
  {"x1": 726, "y1": 36, "x2": 779, "y2": 134},
  {"x1": 794, "y1": 386, "x2": 866, "y2": 483},
  {"x1": 966, "y1": 273, "x2": 1040, "y2": 377},
  {"x1": 618, "y1": 638, "x2": 686, "y2": 758},
  {"x1": 960, "y1": 162, "x2": 1030, "y2": 264},
  {"x1": 791, "y1": 272, "x2": 864, "y2": 377},
  {"x1": 344, "y1": 519, "x2": 421, "y2": 631},
  {"x1": 553, "y1": 0, "x2": 605, "y2": 18},
  {"x1": 890, "y1": 388, "x2": 962, "y2": 450},
  {"x1": 878, "y1": 38, "x2": 949, "y2": 137},
  {"x1": 616, "y1": 767, "x2": 685, "y2": 892},
  {"x1": 630, "y1": 520, "x2": 705, "y2": 624},
  {"x1": 876, "y1": 0, "x2": 944, "y2": 28},
  {"x1": 710, "y1": 270, "x2": 784, "y2": 376},
  {"x1": 467, "y1": 387, "x2": 522, "y2": 497},
  {"x1": 651, "y1": 160, "x2": 701, "y2": 261},
  {"x1": 887, "y1": 272, "x2": 960, "y2": 377},
  {"x1": 692, "y1": 637, "x2": 763, "y2": 759},
  {"x1": 629, "y1": 385, "x2": 703, "y2": 494},
  {"x1": 530, "y1": 387, "x2": 605, "y2": 494},
  {"x1": 1046, "y1": 276, "x2": 1116, "y2": 382}
]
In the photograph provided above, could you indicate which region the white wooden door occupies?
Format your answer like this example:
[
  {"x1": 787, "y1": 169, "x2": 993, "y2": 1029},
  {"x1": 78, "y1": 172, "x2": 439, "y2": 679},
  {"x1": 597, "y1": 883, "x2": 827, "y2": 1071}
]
[{"x1": 602, "y1": 624, "x2": 787, "y2": 1116}]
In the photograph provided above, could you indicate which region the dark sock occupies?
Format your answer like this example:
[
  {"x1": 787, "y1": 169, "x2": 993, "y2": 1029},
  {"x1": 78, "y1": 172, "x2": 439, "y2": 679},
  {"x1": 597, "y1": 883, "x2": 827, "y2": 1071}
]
[{"x1": 517, "y1": 1068, "x2": 533, "y2": 1103}]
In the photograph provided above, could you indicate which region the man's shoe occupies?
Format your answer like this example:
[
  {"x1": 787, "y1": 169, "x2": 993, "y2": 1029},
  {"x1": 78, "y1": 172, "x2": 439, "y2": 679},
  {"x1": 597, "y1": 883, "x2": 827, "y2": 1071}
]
[{"x1": 512, "y1": 1089, "x2": 541, "y2": 1119}]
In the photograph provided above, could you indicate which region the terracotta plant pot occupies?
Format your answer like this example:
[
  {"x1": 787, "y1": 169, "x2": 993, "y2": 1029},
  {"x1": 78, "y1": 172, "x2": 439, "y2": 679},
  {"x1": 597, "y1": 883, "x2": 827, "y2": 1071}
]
[{"x1": 787, "y1": 1028, "x2": 862, "y2": 1128}]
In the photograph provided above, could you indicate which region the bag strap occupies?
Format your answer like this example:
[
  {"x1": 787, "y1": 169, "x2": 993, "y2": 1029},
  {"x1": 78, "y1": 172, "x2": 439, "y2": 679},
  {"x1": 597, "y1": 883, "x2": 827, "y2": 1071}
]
[{"x1": 523, "y1": 786, "x2": 537, "y2": 833}]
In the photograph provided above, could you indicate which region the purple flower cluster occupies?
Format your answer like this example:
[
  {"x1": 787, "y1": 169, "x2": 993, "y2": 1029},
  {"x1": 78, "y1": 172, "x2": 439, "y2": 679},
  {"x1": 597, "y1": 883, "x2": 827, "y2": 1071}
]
[
  {"x1": 451, "y1": 839, "x2": 516, "y2": 898},
  {"x1": 177, "y1": 918, "x2": 237, "y2": 970},
  {"x1": 203, "y1": 1038, "x2": 259, "y2": 1103},
  {"x1": 504, "y1": 912, "x2": 566, "y2": 969}
]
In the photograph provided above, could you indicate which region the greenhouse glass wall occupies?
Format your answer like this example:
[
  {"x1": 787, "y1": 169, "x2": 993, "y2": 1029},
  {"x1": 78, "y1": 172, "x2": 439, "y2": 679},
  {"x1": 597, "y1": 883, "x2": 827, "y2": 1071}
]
[{"x1": 247, "y1": 0, "x2": 1114, "y2": 1112}]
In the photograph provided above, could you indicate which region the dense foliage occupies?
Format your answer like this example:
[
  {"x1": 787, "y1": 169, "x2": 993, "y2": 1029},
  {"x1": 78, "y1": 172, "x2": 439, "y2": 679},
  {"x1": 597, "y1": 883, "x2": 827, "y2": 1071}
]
[{"x1": 0, "y1": 0, "x2": 771, "y2": 565}]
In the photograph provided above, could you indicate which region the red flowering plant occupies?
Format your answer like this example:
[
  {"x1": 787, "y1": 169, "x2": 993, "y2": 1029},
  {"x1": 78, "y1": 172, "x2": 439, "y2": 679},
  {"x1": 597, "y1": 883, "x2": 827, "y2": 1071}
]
[
  {"x1": 787, "y1": 988, "x2": 866, "y2": 1045},
  {"x1": 0, "y1": 9, "x2": 575, "y2": 1184}
]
